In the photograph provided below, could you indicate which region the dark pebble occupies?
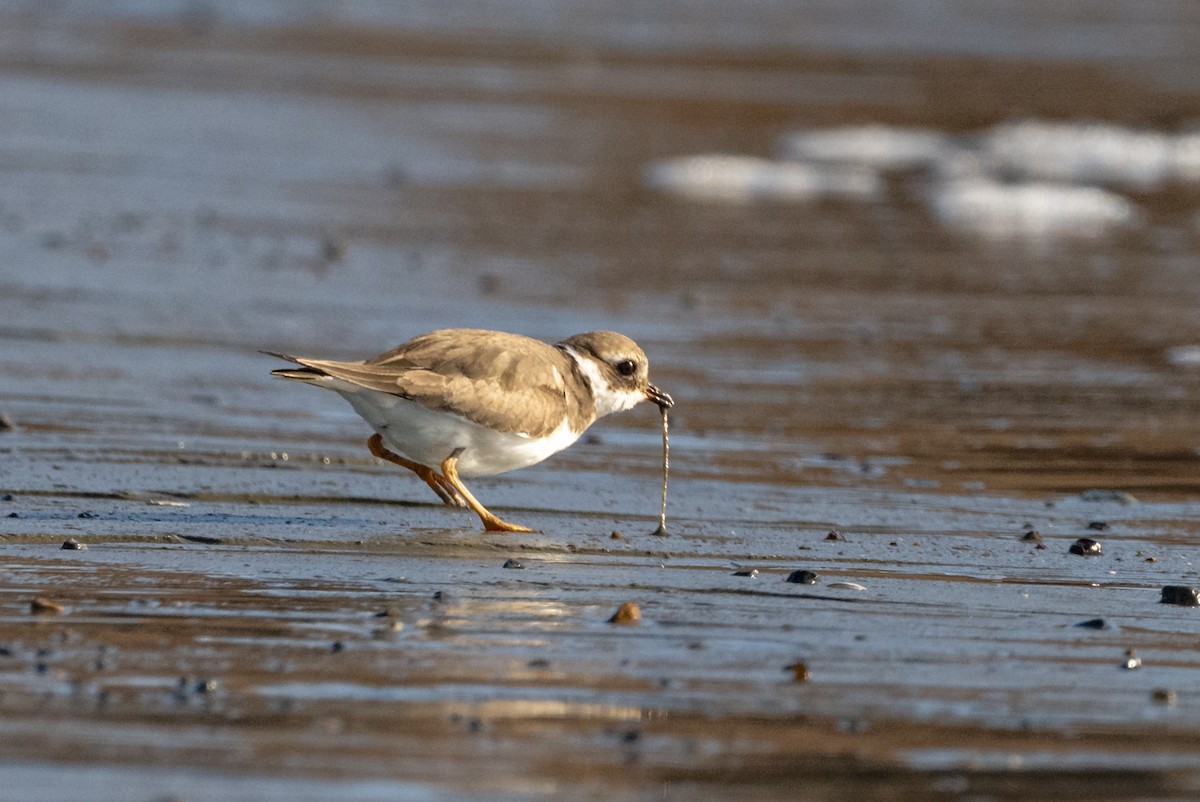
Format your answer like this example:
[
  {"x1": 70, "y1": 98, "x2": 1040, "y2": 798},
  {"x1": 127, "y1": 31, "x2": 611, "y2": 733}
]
[
  {"x1": 1074, "y1": 618, "x2": 1108, "y2": 629},
  {"x1": 732, "y1": 568, "x2": 758, "y2": 578},
  {"x1": 319, "y1": 236, "x2": 346, "y2": 263},
  {"x1": 1160, "y1": 586, "x2": 1200, "y2": 607},
  {"x1": 1020, "y1": 530, "x2": 1044, "y2": 544},
  {"x1": 1069, "y1": 538, "x2": 1102, "y2": 556},
  {"x1": 825, "y1": 531, "x2": 843, "y2": 541},
  {"x1": 1, "y1": 494, "x2": 13, "y2": 501},
  {"x1": 1152, "y1": 688, "x2": 1177, "y2": 705},
  {"x1": 77, "y1": 511, "x2": 96, "y2": 519},
  {"x1": 785, "y1": 570, "x2": 819, "y2": 585},
  {"x1": 330, "y1": 641, "x2": 345, "y2": 653},
  {"x1": 6, "y1": 512, "x2": 18, "y2": 518},
  {"x1": 610, "y1": 530, "x2": 622, "y2": 539},
  {"x1": 61, "y1": 539, "x2": 87, "y2": 551},
  {"x1": 527, "y1": 658, "x2": 550, "y2": 668},
  {"x1": 0, "y1": 414, "x2": 13, "y2": 432},
  {"x1": 502, "y1": 558, "x2": 524, "y2": 569},
  {"x1": 1086, "y1": 521, "x2": 1109, "y2": 531}
]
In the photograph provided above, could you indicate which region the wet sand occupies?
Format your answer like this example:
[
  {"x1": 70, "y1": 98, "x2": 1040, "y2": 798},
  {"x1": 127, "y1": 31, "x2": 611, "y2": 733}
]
[{"x1": 5, "y1": 4, "x2": 1200, "y2": 800}]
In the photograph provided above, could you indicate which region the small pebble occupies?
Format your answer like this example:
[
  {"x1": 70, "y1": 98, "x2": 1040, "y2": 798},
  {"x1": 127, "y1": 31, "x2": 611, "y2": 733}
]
[
  {"x1": 828, "y1": 581, "x2": 866, "y2": 591},
  {"x1": 785, "y1": 570, "x2": 819, "y2": 585},
  {"x1": 1074, "y1": 618, "x2": 1108, "y2": 630},
  {"x1": 1121, "y1": 648, "x2": 1142, "y2": 670},
  {"x1": 786, "y1": 660, "x2": 810, "y2": 682},
  {"x1": 825, "y1": 531, "x2": 843, "y2": 541},
  {"x1": 1, "y1": 494, "x2": 13, "y2": 501},
  {"x1": 732, "y1": 569, "x2": 758, "y2": 578},
  {"x1": 1152, "y1": 688, "x2": 1177, "y2": 706},
  {"x1": 1160, "y1": 586, "x2": 1200, "y2": 606},
  {"x1": 0, "y1": 414, "x2": 13, "y2": 432},
  {"x1": 30, "y1": 598, "x2": 64, "y2": 615},
  {"x1": 320, "y1": 236, "x2": 346, "y2": 263},
  {"x1": 501, "y1": 558, "x2": 524, "y2": 569},
  {"x1": 607, "y1": 602, "x2": 641, "y2": 625},
  {"x1": 1086, "y1": 521, "x2": 1109, "y2": 531},
  {"x1": 61, "y1": 539, "x2": 87, "y2": 551},
  {"x1": 77, "y1": 511, "x2": 97, "y2": 519},
  {"x1": 1069, "y1": 538, "x2": 1102, "y2": 556},
  {"x1": 1020, "y1": 530, "x2": 1044, "y2": 544},
  {"x1": 330, "y1": 641, "x2": 345, "y2": 653},
  {"x1": 610, "y1": 531, "x2": 622, "y2": 540}
]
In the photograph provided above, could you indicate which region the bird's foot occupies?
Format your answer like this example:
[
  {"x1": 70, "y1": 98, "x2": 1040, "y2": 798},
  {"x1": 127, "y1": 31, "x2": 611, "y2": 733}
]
[
  {"x1": 440, "y1": 448, "x2": 536, "y2": 533},
  {"x1": 479, "y1": 514, "x2": 535, "y2": 534}
]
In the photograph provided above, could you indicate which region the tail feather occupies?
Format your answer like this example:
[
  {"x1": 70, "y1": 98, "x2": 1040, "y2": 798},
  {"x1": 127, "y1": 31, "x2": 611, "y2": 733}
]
[
  {"x1": 263, "y1": 350, "x2": 333, "y2": 383},
  {"x1": 271, "y1": 367, "x2": 329, "y2": 381},
  {"x1": 265, "y1": 349, "x2": 400, "y2": 396}
]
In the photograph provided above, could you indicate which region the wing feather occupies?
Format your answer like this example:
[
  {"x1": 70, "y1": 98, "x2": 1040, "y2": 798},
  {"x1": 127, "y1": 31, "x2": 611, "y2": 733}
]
[{"x1": 272, "y1": 330, "x2": 575, "y2": 438}]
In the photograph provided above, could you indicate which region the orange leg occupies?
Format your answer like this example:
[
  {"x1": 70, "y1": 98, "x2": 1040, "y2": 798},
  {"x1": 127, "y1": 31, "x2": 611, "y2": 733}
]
[
  {"x1": 367, "y1": 434, "x2": 465, "y2": 507},
  {"x1": 440, "y1": 448, "x2": 534, "y2": 533}
]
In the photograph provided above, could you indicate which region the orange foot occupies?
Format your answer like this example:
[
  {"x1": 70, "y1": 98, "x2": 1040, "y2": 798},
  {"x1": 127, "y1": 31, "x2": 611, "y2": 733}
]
[{"x1": 440, "y1": 448, "x2": 535, "y2": 534}]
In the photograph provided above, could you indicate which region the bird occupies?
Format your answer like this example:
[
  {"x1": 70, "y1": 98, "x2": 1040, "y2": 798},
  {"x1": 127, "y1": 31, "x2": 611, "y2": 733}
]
[{"x1": 266, "y1": 328, "x2": 673, "y2": 533}]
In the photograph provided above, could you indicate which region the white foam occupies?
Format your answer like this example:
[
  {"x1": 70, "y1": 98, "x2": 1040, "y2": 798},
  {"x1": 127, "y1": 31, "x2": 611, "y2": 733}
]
[
  {"x1": 929, "y1": 177, "x2": 1137, "y2": 239},
  {"x1": 1165, "y1": 345, "x2": 1200, "y2": 368},
  {"x1": 644, "y1": 154, "x2": 883, "y2": 202},
  {"x1": 778, "y1": 125, "x2": 950, "y2": 171},
  {"x1": 645, "y1": 120, "x2": 1200, "y2": 239},
  {"x1": 982, "y1": 121, "x2": 1200, "y2": 190}
]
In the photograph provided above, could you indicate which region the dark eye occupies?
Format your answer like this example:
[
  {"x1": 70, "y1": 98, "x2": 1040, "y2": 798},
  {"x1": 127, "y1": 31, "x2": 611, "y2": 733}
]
[{"x1": 615, "y1": 360, "x2": 637, "y2": 377}]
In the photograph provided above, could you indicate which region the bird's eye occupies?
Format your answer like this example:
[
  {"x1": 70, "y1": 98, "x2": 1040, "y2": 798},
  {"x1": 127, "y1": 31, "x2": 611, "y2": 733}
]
[{"x1": 615, "y1": 360, "x2": 637, "y2": 377}]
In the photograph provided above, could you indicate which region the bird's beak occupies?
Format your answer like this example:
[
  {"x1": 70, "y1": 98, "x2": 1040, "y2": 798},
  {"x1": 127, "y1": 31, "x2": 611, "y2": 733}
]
[{"x1": 645, "y1": 384, "x2": 674, "y2": 410}]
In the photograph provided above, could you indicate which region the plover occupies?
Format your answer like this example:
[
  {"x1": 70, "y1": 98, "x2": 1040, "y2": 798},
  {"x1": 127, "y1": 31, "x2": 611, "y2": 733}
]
[{"x1": 267, "y1": 328, "x2": 673, "y2": 532}]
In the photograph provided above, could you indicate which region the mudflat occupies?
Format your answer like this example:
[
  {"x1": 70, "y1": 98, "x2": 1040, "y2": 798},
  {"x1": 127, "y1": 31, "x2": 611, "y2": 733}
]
[{"x1": 4, "y1": 4, "x2": 1200, "y2": 800}]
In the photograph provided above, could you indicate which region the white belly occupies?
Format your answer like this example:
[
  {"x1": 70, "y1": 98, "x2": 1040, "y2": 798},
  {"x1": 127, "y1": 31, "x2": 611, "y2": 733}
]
[{"x1": 337, "y1": 387, "x2": 581, "y2": 477}]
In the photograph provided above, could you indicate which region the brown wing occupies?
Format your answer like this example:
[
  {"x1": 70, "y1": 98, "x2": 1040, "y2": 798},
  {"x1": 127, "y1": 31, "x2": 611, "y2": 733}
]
[{"x1": 279, "y1": 330, "x2": 574, "y2": 438}]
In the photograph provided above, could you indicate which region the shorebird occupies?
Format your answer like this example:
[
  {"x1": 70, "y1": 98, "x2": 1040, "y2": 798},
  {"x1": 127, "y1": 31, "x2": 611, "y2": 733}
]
[{"x1": 267, "y1": 328, "x2": 672, "y2": 532}]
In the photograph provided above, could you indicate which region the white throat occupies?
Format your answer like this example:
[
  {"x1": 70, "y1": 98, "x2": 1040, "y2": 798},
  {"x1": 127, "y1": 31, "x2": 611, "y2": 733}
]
[{"x1": 561, "y1": 345, "x2": 645, "y2": 419}]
